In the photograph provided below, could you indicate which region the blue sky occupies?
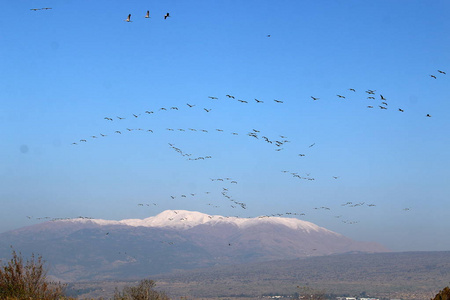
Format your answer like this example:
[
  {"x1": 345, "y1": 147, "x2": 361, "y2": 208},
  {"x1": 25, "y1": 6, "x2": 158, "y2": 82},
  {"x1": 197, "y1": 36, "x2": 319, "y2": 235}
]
[{"x1": 1, "y1": 0, "x2": 449, "y2": 251}]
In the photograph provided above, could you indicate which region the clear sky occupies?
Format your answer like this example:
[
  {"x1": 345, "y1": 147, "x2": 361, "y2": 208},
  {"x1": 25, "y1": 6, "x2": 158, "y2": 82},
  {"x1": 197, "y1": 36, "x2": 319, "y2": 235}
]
[{"x1": 1, "y1": 0, "x2": 449, "y2": 252}]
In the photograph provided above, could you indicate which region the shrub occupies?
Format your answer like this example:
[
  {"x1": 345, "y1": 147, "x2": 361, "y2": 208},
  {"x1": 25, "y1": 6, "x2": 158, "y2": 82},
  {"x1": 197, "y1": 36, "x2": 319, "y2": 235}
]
[
  {"x1": 431, "y1": 286, "x2": 450, "y2": 300},
  {"x1": 113, "y1": 279, "x2": 169, "y2": 300},
  {"x1": 0, "y1": 248, "x2": 66, "y2": 300}
]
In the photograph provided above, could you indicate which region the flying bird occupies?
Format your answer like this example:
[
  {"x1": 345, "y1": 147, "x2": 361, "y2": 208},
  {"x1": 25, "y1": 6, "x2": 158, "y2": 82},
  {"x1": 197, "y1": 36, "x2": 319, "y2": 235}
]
[
  {"x1": 337, "y1": 95, "x2": 345, "y2": 98},
  {"x1": 430, "y1": 75, "x2": 437, "y2": 79},
  {"x1": 208, "y1": 96, "x2": 218, "y2": 99},
  {"x1": 426, "y1": 114, "x2": 432, "y2": 117},
  {"x1": 274, "y1": 99, "x2": 283, "y2": 103},
  {"x1": 349, "y1": 88, "x2": 356, "y2": 92},
  {"x1": 145, "y1": 10, "x2": 150, "y2": 18},
  {"x1": 398, "y1": 108, "x2": 404, "y2": 112},
  {"x1": 311, "y1": 96, "x2": 319, "y2": 101},
  {"x1": 30, "y1": 8, "x2": 41, "y2": 11},
  {"x1": 164, "y1": 13, "x2": 170, "y2": 19},
  {"x1": 204, "y1": 108, "x2": 211, "y2": 112},
  {"x1": 438, "y1": 70, "x2": 446, "y2": 74},
  {"x1": 124, "y1": 14, "x2": 132, "y2": 22}
]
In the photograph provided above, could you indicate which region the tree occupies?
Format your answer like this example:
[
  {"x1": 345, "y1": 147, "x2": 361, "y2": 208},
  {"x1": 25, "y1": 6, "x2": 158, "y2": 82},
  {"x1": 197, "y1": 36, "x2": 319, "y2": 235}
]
[
  {"x1": 0, "y1": 248, "x2": 66, "y2": 299},
  {"x1": 113, "y1": 279, "x2": 170, "y2": 300},
  {"x1": 431, "y1": 286, "x2": 450, "y2": 300}
]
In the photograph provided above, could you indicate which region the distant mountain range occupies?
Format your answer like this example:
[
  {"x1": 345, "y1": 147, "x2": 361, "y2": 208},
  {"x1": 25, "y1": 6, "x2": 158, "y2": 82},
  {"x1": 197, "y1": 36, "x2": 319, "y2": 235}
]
[{"x1": 0, "y1": 210, "x2": 388, "y2": 281}]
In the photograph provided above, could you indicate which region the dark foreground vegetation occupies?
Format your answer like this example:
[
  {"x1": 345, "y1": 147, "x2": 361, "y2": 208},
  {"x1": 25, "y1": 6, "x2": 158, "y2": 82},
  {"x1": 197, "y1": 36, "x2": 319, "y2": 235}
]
[
  {"x1": 432, "y1": 286, "x2": 450, "y2": 300},
  {"x1": 1, "y1": 250, "x2": 449, "y2": 300},
  {"x1": 0, "y1": 250, "x2": 168, "y2": 300}
]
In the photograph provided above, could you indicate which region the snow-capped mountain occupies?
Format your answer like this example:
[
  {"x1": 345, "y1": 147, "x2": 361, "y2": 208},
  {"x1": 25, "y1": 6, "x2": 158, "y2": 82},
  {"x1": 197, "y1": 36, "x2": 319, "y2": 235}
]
[
  {"x1": 64, "y1": 210, "x2": 337, "y2": 232},
  {"x1": 0, "y1": 210, "x2": 389, "y2": 281}
]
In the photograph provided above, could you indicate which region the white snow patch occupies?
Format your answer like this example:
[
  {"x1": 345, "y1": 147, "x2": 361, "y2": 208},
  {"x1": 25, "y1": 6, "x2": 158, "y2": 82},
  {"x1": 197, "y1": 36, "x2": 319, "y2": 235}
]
[{"x1": 61, "y1": 210, "x2": 338, "y2": 235}]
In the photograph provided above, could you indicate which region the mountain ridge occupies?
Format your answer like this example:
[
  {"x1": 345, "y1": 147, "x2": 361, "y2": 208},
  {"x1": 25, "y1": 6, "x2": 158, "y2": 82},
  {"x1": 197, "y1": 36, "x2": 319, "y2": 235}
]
[
  {"x1": 52, "y1": 210, "x2": 338, "y2": 234},
  {"x1": 0, "y1": 210, "x2": 389, "y2": 281}
]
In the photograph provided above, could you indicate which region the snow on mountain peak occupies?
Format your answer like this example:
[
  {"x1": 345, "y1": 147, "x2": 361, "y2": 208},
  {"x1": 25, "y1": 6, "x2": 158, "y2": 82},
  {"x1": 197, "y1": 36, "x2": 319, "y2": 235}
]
[{"x1": 63, "y1": 210, "x2": 337, "y2": 234}]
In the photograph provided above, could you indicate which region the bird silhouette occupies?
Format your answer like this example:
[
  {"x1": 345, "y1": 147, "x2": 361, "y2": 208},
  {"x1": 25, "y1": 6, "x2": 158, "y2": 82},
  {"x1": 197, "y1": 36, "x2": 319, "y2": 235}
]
[
  {"x1": 164, "y1": 13, "x2": 170, "y2": 19},
  {"x1": 145, "y1": 10, "x2": 150, "y2": 18},
  {"x1": 124, "y1": 14, "x2": 132, "y2": 22}
]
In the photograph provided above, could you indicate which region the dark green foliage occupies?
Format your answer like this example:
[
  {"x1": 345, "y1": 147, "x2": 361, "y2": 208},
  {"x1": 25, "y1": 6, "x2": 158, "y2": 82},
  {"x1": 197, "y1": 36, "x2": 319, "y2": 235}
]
[
  {"x1": 113, "y1": 279, "x2": 169, "y2": 300},
  {"x1": 431, "y1": 287, "x2": 450, "y2": 300}
]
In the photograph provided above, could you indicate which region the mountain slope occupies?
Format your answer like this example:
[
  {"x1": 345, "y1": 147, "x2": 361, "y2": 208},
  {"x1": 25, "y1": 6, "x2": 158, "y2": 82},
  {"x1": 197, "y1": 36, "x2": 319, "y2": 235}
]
[{"x1": 0, "y1": 210, "x2": 388, "y2": 281}]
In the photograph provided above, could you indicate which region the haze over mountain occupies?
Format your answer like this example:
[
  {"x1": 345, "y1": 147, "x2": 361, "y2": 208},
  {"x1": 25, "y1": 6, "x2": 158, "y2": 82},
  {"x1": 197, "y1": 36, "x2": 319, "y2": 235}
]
[{"x1": 0, "y1": 210, "x2": 388, "y2": 281}]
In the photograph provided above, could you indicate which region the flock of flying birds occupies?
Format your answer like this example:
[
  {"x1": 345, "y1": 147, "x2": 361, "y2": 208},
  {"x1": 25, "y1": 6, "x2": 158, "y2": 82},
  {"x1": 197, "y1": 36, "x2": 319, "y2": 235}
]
[
  {"x1": 28, "y1": 5, "x2": 445, "y2": 228},
  {"x1": 124, "y1": 11, "x2": 171, "y2": 22},
  {"x1": 30, "y1": 7, "x2": 52, "y2": 11},
  {"x1": 64, "y1": 77, "x2": 449, "y2": 226}
]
